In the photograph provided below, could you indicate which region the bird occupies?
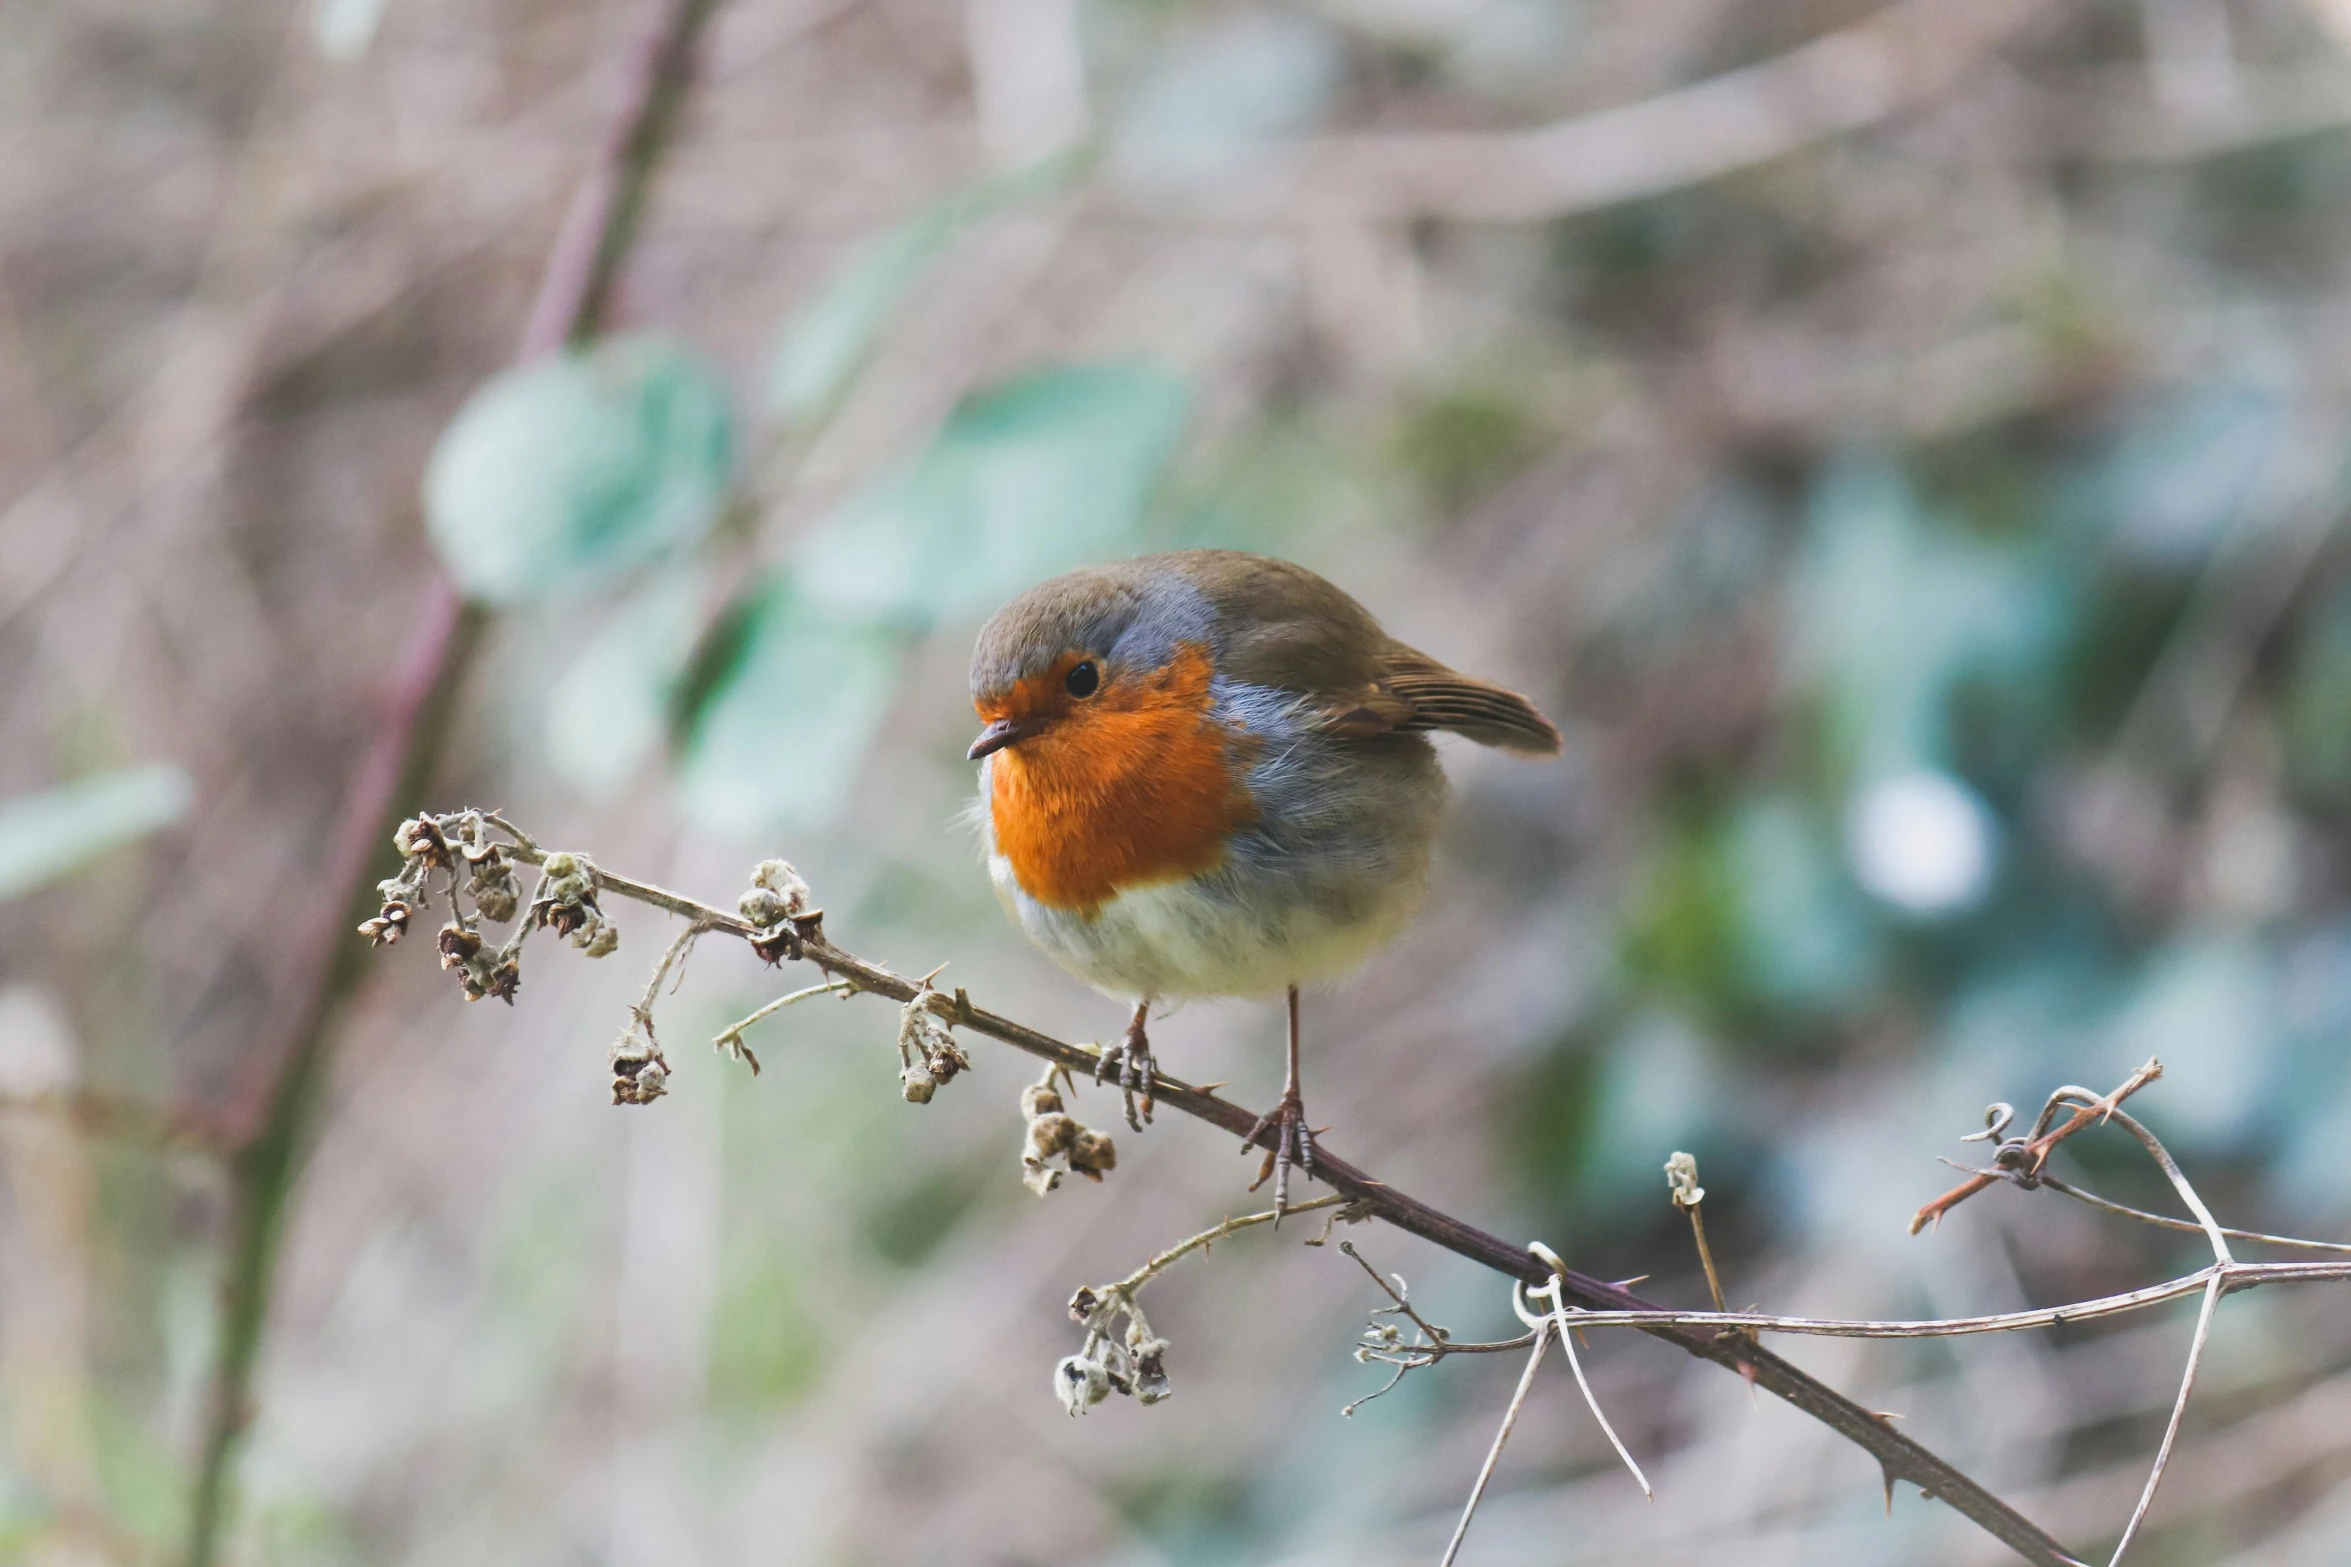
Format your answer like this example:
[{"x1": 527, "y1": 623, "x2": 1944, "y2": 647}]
[{"x1": 966, "y1": 549, "x2": 1560, "y2": 1210}]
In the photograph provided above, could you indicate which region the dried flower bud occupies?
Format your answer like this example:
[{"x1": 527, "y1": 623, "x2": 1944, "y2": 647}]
[
  {"x1": 751, "y1": 859, "x2": 810, "y2": 910},
  {"x1": 1665, "y1": 1151, "x2": 1704, "y2": 1209},
  {"x1": 358, "y1": 899, "x2": 413, "y2": 946},
  {"x1": 739, "y1": 886, "x2": 790, "y2": 928},
  {"x1": 1129, "y1": 1338, "x2": 1171, "y2": 1405},
  {"x1": 480, "y1": 956, "x2": 521, "y2": 1005},
  {"x1": 393, "y1": 816, "x2": 453, "y2": 869},
  {"x1": 577, "y1": 920, "x2": 619, "y2": 959},
  {"x1": 1026, "y1": 1112, "x2": 1079, "y2": 1162},
  {"x1": 1054, "y1": 1355, "x2": 1111, "y2": 1416},
  {"x1": 1021, "y1": 1083, "x2": 1065, "y2": 1119},
  {"x1": 1067, "y1": 1129, "x2": 1117, "y2": 1181},
  {"x1": 447, "y1": 811, "x2": 498, "y2": 862},
  {"x1": 437, "y1": 924, "x2": 482, "y2": 970},
  {"x1": 1068, "y1": 1287, "x2": 1103, "y2": 1322},
  {"x1": 896, "y1": 998, "x2": 968, "y2": 1104},
  {"x1": 1021, "y1": 1158, "x2": 1062, "y2": 1196},
  {"x1": 529, "y1": 853, "x2": 604, "y2": 944},
  {"x1": 611, "y1": 1035, "x2": 670, "y2": 1106},
  {"x1": 468, "y1": 849, "x2": 521, "y2": 923}
]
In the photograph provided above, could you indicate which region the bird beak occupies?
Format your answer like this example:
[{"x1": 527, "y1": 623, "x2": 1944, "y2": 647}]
[{"x1": 968, "y1": 716, "x2": 1041, "y2": 760}]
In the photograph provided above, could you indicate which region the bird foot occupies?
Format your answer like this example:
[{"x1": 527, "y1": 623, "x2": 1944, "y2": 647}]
[
  {"x1": 1242, "y1": 1091, "x2": 1317, "y2": 1217},
  {"x1": 1095, "y1": 1016, "x2": 1156, "y2": 1131}
]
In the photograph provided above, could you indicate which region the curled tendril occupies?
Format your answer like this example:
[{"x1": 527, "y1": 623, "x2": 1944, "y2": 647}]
[{"x1": 1961, "y1": 1102, "x2": 2015, "y2": 1144}]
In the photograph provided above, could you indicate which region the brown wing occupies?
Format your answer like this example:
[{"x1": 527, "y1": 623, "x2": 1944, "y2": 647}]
[
  {"x1": 1325, "y1": 645, "x2": 1562, "y2": 755},
  {"x1": 1155, "y1": 551, "x2": 1562, "y2": 755}
]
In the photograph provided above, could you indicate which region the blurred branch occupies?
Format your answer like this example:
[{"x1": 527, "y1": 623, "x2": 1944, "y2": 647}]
[
  {"x1": 1186, "y1": 0, "x2": 2052, "y2": 222},
  {"x1": 0, "y1": 1090, "x2": 229, "y2": 1155},
  {"x1": 382, "y1": 811, "x2": 2086, "y2": 1567},
  {"x1": 180, "y1": 4, "x2": 732, "y2": 1565}
]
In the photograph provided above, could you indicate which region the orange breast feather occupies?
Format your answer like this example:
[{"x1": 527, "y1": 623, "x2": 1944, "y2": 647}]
[{"x1": 988, "y1": 644, "x2": 1252, "y2": 912}]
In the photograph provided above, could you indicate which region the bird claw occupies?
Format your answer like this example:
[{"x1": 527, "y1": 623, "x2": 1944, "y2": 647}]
[
  {"x1": 1095, "y1": 1022, "x2": 1155, "y2": 1131},
  {"x1": 1243, "y1": 1092, "x2": 1317, "y2": 1217}
]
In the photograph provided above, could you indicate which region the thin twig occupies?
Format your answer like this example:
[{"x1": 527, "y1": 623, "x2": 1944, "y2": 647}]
[
  {"x1": 1336, "y1": 1260, "x2": 2351, "y2": 1339},
  {"x1": 1667, "y1": 1155, "x2": 1729, "y2": 1314},
  {"x1": 2043, "y1": 1094, "x2": 2230, "y2": 1264},
  {"x1": 1064, "y1": 1197, "x2": 1352, "y2": 1411},
  {"x1": 1687, "y1": 1205, "x2": 1729, "y2": 1315},
  {"x1": 1438, "y1": 1320, "x2": 1550, "y2": 1567},
  {"x1": 1911, "y1": 1059, "x2": 2164, "y2": 1234},
  {"x1": 2034, "y1": 1089, "x2": 2226, "y2": 1565},
  {"x1": 1522, "y1": 1247, "x2": 1652, "y2": 1500},
  {"x1": 445, "y1": 819, "x2": 2090, "y2": 1567},
  {"x1": 713, "y1": 979, "x2": 851, "y2": 1072},
  {"x1": 1102, "y1": 1195, "x2": 1348, "y2": 1298},
  {"x1": 632, "y1": 919, "x2": 713, "y2": 1037},
  {"x1": 2038, "y1": 1175, "x2": 2351, "y2": 1254},
  {"x1": 2107, "y1": 1272, "x2": 2224, "y2": 1566},
  {"x1": 1338, "y1": 1239, "x2": 1460, "y2": 1355}
]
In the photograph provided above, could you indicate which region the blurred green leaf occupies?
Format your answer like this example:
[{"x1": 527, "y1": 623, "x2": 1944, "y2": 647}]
[
  {"x1": 544, "y1": 567, "x2": 708, "y2": 799},
  {"x1": 796, "y1": 360, "x2": 1193, "y2": 624},
  {"x1": 768, "y1": 157, "x2": 1076, "y2": 427},
  {"x1": 860, "y1": 1146, "x2": 999, "y2": 1269},
  {"x1": 0, "y1": 765, "x2": 191, "y2": 903},
  {"x1": 1622, "y1": 806, "x2": 1751, "y2": 1028},
  {"x1": 2091, "y1": 381, "x2": 2287, "y2": 569},
  {"x1": 1392, "y1": 385, "x2": 1542, "y2": 511},
  {"x1": 676, "y1": 580, "x2": 905, "y2": 837},
  {"x1": 1792, "y1": 459, "x2": 2062, "y2": 777},
  {"x1": 424, "y1": 335, "x2": 734, "y2": 605},
  {"x1": 708, "y1": 1249, "x2": 827, "y2": 1416},
  {"x1": 2286, "y1": 587, "x2": 2351, "y2": 799},
  {"x1": 1728, "y1": 795, "x2": 1883, "y2": 1013}
]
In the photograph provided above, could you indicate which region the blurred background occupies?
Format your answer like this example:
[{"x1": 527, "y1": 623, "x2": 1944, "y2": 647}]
[{"x1": 11, "y1": 0, "x2": 2351, "y2": 1562}]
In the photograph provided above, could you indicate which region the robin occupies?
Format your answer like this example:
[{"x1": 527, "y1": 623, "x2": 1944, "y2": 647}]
[{"x1": 968, "y1": 549, "x2": 1560, "y2": 1208}]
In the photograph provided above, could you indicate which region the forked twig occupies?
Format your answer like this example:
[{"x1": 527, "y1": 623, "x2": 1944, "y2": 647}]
[
  {"x1": 713, "y1": 978, "x2": 852, "y2": 1072},
  {"x1": 1438, "y1": 1314, "x2": 1551, "y2": 1567},
  {"x1": 1061, "y1": 1195, "x2": 1353, "y2": 1412},
  {"x1": 2039, "y1": 1175, "x2": 2351, "y2": 1254},
  {"x1": 366, "y1": 813, "x2": 2094, "y2": 1567},
  {"x1": 1911, "y1": 1059, "x2": 2164, "y2": 1234},
  {"x1": 1522, "y1": 1243, "x2": 1652, "y2": 1500},
  {"x1": 2107, "y1": 1273, "x2": 2224, "y2": 1567},
  {"x1": 1438, "y1": 1245, "x2": 1654, "y2": 1567}
]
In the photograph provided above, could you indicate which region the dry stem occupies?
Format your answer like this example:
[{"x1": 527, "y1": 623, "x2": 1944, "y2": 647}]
[
  {"x1": 398, "y1": 816, "x2": 2094, "y2": 1567},
  {"x1": 1910, "y1": 1058, "x2": 2164, "y2": 1234},
  {"x1": 182, "y1": 8, "x2": 728, "y2": 1562}
]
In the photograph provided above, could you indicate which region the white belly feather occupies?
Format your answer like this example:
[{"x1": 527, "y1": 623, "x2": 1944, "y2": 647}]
[{"x1": 988, "y1": 850, "x2": 1424, "y2": 1002}]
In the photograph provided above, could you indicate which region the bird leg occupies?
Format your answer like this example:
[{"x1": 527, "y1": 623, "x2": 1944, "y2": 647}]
[
  {"x1": 1095, "y1": 999, "x2": 1156, "y2": 1131},
  {"x1": 1243, "y1": 985, "x2": 1317, "y2": 1215}
]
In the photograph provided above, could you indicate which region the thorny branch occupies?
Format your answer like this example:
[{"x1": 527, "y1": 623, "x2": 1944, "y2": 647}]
[
  {"x1": 357, "y1": 813, "x2": 2351, "y2": 1563},
  {"x1": 364, "y1": 808, "x2": 2089, "y2": 1567}
]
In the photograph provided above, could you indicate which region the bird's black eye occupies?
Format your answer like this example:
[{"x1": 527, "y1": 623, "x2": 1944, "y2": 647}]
[{"x1": 1065, "y1": 660, "x2": 1100, "y2": 699}]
